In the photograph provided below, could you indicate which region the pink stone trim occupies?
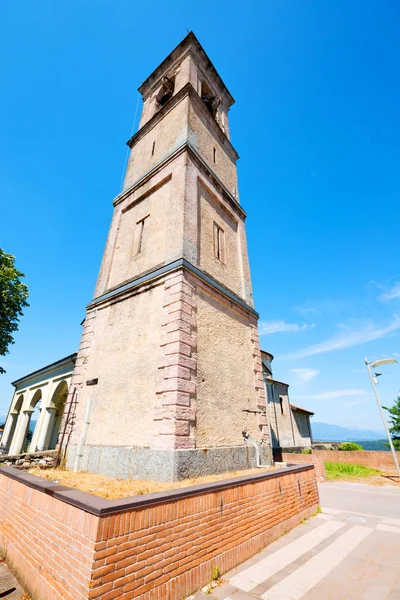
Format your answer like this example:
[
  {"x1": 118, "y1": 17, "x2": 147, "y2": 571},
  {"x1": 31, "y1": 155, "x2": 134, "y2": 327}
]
[
  {"x1": 250, "y1": 321, "x2": 270, "y2": 444},
  {"x1": 152, "y1": 272, "x2": 197, "y2": 450}
]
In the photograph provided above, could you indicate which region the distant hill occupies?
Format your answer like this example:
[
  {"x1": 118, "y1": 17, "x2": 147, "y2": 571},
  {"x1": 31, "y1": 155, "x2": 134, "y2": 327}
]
[
  {"x1": 352, "y1": 439, "x2": 389, "y2": 451},
  {"x1": 312, "y1": 422, "x2": 386, "y2": 442}
]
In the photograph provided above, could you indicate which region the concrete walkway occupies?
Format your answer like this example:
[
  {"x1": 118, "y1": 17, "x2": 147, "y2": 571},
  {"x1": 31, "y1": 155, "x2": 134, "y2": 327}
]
[
  {"x1": 0, "y1": 560, "x2": 26, "y2": 599},
  {"x1": 193, "y1": 482, "x2": 400, "y2": 600}
]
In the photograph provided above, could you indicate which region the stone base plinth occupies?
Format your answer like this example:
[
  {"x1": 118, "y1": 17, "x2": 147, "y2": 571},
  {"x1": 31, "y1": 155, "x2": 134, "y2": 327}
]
[{"x1": 66, "y1": 443, "x2": 273, "y2": 481}]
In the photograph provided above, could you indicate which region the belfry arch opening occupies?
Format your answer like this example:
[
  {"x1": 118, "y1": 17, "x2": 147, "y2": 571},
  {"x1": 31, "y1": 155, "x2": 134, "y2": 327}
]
[
  {"x1": 156, "y1": 76, "x2": 175, "y2": 109},
  {"x1": 200, "y1": 80, "x2": 220, "y2": 119}
]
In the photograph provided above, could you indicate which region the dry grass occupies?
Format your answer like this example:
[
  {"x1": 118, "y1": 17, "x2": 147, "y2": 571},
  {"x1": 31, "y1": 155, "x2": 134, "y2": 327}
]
[{"x1": 28, "y1": 466, "x2": 275, "y2": 500}]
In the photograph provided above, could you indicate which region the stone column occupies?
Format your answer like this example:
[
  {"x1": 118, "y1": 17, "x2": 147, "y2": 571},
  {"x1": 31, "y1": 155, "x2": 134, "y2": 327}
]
[
  {"x1": 30, "y1": 382, "x2": 54, "y2": 451},
  {"x1": 29, "y1": 408, "x2": 43, "y2": 452},
  {"x1": 36, "y1": 407, "x2": 57, "y2": 451},
  {"x1": 9, "y1": 410, "x2": 33, "y2": 455},
  {"x1": 0, "y1": 413, "x2": 19, "y2": 453}
]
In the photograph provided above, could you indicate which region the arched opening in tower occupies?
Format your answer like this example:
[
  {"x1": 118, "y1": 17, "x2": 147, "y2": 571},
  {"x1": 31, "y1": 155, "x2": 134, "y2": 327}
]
[{"x1": 157, "y1": 76, "x2": 175, "y2": 108}]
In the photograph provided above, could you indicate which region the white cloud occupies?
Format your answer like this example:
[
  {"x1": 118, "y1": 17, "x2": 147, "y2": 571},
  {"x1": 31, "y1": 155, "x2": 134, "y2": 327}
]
[
  {"x1": 281, "y1": 317, "x2": 400, "y2": 359},
  {"x1": 259, "y1": 320, "x2": 312, "y2": 335},
  {"x1": 295, "y1": 389, "x2": 366, "y2": 401},
  {"x1": 380, "y1": 283, "x2": 400, "y2": 301},
  {"x1": 290, "y1": 368, "x2": 320, "y2": 385}
]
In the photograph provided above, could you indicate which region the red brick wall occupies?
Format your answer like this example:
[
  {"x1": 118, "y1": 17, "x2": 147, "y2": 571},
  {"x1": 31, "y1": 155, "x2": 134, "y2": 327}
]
[
  {"x1": 282, "y1": 450, "x2": 400, "y2": 480},
  {"x1": 282, "y1": 454, "x2": 326, "y2": 482},
  {"x1": 312, "y1": 450, "x2": 400, "y2": 471},
  {"x1": 0, "y1": 466, "x2": 319, "y2": 600},
  {"x1": 0, "y1": 473, "x2": 99, "y2": 600}
]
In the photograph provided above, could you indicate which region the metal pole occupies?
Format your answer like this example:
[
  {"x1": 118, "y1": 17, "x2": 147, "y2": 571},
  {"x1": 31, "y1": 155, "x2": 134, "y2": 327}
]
[{"x1": 365, "y1": 357, "x2": 400, "y2": 479}]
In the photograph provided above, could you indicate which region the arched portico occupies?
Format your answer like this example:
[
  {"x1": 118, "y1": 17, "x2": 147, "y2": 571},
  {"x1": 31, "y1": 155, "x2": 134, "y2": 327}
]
[
  {"x1": 36, "y1": 380, "x2": 68, "y2": 451},
  {"x1": 1, "y1": 395, "x2": 24, "y2": 453},
  {"x1": 2, "y1": 354, "x2": 76, "y2": 456},
  {"x1": 8, "y1": 390, "x2": 40, "y2": 456}
]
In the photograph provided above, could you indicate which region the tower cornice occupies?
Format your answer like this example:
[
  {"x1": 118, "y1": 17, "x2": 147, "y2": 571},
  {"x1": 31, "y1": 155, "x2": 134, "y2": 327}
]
[
  {"x1": 88, "y1": 258, "x2": 258, "y2": 318},
  {"x1": 127, "y1": 83, "x2": 239, "y2": 161},
  {"x1": 114, "y1": 141, "x2": 246, "y2": 219}
]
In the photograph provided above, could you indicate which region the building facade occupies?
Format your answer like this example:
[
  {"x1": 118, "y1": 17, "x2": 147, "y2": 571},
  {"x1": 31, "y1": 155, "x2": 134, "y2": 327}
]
[
  {"x1": 59, "y1": 33, "x2": 272, "y2": 481},
  {"x1": 261, "y1": 351, "x2": 314, "y2": 449},
  {"x1": 0, "y1": 355, "x2": 76, "y2": 455}
]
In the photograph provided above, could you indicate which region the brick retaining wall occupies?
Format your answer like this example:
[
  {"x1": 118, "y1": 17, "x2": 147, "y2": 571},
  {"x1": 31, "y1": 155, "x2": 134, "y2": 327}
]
[
  {"x1": 281, "y1": 454, "x2": 326, "y2": 482},
  {"x1": 312, "y1": 450, "x2": 400, "y2": 471},
  {"x1": 281, "y1": 450, "x2": 400, "y2": 481},
  {"x1": 0, "y1": 465, "x2": 319, "y2": 600}
]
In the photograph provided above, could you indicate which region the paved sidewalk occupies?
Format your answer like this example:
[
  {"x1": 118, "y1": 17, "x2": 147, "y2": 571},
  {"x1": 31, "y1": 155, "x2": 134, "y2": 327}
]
[
  {"x1": 192, "y1": 482, "x2": 400, "y2": 600},
  {"x1": 0, "y1": 559, "x2": 26, "y2": 599}
]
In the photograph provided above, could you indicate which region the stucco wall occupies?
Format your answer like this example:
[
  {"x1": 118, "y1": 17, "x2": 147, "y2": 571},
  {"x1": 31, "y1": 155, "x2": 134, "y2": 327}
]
[
  {"x1": 188, "y1": 100, "x2": 238, "y2": 195},
  {"x1": 266, "y1": 381, "x2": 295, "y2": 448},
  {"x1": 107, "y1": 177, "x2": 175, "y2": 290},
  {"x1": 124, "y1": 97, "x2": 189, "y2": 190},
  {"x1": 197, "y1": 180, "x2": 244, "y2": 299},
  {"x1": 195, "y1": 286, "x2": 260, "y2": 447},
  {"x1": 292, "y1": 411, "x2": 312, "y2": 446},
  {"x1": 69, "y1": 283, "x2": 165, "y2": 451}
]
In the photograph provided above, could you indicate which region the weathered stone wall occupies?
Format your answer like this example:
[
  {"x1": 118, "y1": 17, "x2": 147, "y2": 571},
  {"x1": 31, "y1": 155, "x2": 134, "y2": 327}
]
[
  {"x1": 0, "y1": 464, "x2": 319, "y2": 600},
  {"x1": 0, "y1": 449, "x2": 57, "y2": 469},
  {"x1": 195, "y1": 286, "x2": 261, "y2": 447}
]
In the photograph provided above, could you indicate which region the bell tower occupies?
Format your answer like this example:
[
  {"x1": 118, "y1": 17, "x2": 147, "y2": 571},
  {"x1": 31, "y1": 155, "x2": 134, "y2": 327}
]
[{"x1": 64, "y1": 33, "x2": 272, "y2": 480}]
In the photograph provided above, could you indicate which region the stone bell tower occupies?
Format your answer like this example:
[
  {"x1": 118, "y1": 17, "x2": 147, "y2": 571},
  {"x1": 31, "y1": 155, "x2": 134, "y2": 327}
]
[{"x1": 64, "y1": 32, "x2": 272, "y2": 480}]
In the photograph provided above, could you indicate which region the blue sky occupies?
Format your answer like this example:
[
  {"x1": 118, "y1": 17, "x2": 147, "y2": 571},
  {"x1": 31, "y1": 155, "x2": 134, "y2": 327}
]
[{"x1": 1, "y1": 1, "x2": 399, "y2": 430}]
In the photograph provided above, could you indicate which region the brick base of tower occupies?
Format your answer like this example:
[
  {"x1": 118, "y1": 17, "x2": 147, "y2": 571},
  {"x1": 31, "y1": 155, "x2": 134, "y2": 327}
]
[{"x1": 64, "y1": 264, "x2": 273, "y2": 481}]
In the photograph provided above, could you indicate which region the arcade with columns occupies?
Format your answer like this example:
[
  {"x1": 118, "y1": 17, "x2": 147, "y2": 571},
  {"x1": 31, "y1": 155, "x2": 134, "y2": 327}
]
[{"x1": 0, "y1": 354, "x2": 75, "y2": 456}]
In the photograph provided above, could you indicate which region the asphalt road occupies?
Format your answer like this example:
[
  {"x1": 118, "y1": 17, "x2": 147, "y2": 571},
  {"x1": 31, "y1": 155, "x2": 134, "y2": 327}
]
[{"x1": 318, "y1": 480, "x2": 400, "y2": 520}]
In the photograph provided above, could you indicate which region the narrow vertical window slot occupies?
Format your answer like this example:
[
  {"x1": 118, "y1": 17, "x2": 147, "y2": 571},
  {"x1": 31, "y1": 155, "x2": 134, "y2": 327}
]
[
  {"x1": 213, "y1": 147, "x2": 216, "y2": 163},
  {"x1": 213, "y1": 222, "x2": 225, "y2": 262},
  {"x1": 133, "y1": 215, "x2": 149, "y2": 256},
  {"x1": 151, "y1": 141, "x2": 156, "y2": 156}
]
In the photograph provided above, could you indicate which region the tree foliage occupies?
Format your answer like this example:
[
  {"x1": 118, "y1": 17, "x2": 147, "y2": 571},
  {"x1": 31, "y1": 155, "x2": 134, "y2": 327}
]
[
  {"x1": 338, "y1": 441, "x2": 363, "y2": 451},
  {"x1": 0, "y1": 249, "x2": 29, "y2": 374},
  {"x1": 383, "y1": 396, "x2": 400, "y2": 451}
]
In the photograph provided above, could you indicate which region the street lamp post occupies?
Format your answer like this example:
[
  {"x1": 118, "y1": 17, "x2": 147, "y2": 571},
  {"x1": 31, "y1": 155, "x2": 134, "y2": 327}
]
[{"x1": 365, "y1": 357, "x2": 400, "y2": 479}]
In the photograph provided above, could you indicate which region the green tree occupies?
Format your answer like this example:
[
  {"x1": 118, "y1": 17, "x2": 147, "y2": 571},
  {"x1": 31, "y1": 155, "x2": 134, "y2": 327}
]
[
  {"x1": 383, "y1": 396, "x2": 400, "y2": 450},
  {"x1": 338, "y1": 442, "x2": 363, "y2": 451},
  {"x1": 0, "y1": 249, "x2": 29, "y2": 374}
]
